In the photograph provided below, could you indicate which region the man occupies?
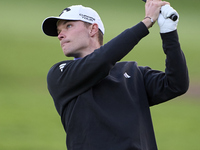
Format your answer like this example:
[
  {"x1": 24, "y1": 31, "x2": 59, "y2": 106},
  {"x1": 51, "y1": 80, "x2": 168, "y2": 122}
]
[{"x1": 42, "y1": 0, "x2": 189, "y2": 149}]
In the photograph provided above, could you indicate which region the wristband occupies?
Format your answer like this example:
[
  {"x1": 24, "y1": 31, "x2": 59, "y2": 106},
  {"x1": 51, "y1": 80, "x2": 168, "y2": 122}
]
[
  {"x1": 144, "y1": 16, "x2": 154, "y2": 23},
  {"x1": 144, "y1": 16, "x2": 154, "y2": 27}
]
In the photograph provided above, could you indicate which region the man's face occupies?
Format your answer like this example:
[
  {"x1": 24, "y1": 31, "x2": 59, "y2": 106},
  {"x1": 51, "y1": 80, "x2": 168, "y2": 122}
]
[{"x1": 57, "y1": 20, "x2": 91, "y2": 58}]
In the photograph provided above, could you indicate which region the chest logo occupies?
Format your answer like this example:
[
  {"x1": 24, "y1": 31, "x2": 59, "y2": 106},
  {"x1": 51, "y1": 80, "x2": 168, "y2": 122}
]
[{"x1": 124, "y1": 72, "x2": 131, "y2": 79}]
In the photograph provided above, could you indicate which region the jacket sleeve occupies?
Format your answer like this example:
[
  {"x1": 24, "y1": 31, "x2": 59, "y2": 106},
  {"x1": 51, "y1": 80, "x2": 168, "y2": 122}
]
[
  {"x1": 47, "y1": 22, "x2": 149, "y2": 115},
  {"x1": 141, "y1": 30, "x2": 189, "y2": 106}
]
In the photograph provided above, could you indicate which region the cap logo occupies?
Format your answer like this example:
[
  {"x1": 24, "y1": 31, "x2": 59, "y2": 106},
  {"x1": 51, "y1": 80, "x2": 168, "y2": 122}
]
[
  {"x1": 59, "y1": 8, "x2": 71, "y2": 16},
  {"x1": 79, "y1": 14, "x2": 95, "y2": 22}
]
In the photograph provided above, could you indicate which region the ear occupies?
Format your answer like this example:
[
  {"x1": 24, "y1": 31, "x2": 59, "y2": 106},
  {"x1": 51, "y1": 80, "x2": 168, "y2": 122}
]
[{"x1": 89, "y1": 23, "x2": 99, "y2": 37}]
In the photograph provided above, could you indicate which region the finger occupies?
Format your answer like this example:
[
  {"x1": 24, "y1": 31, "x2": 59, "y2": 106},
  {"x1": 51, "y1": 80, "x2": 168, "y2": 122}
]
[
  {"x1": 146, "y1": 0, "x2": 152, "y2": 3},
  {"x1": 152, "y1": 0, "x2": 162, "y2": 2},
  {"x1": 160, "y1": 1, "x2": 170, "y2": 6}
]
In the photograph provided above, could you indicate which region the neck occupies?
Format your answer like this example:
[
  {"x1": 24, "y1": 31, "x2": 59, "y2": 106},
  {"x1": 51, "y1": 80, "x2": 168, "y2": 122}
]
[{"x1": 76, "y1": 40, "x2": 101, "y2": 58}]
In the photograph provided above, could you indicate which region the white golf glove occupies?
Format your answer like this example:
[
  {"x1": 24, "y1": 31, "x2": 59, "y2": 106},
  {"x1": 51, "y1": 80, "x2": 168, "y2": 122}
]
[{"x1": 158, "y1": 5, "x2": 179, "y2": 33}]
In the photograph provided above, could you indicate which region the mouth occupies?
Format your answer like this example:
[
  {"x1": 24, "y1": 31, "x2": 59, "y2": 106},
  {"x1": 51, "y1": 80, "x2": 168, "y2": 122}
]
[{"x1": 61, "y1": 41, "x2": 70, "y2": 47}]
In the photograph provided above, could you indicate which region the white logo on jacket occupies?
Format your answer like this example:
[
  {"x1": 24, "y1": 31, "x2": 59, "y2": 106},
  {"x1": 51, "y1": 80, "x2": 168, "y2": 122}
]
[
  {"x1": 124, "y1": 72, "x2": 131, "y2": 78},
  {"x1": 59, "y1": 63, "x2": 67, "y2": 72}
]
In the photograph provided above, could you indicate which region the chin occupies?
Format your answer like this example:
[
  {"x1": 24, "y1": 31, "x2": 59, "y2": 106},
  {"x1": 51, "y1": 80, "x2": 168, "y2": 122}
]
[
  {"x1": 64, "y1": 52, "x2": 75, "y2": 58},
  {"x1": 62, "y1": 49, "x2": 70, "y2": 57},
  {"x1": 64, "y1": 53, "x2": 70, "y2": 57},
  {"x1": 62, "y1": 49, "x2": 80, "y2": 58}
]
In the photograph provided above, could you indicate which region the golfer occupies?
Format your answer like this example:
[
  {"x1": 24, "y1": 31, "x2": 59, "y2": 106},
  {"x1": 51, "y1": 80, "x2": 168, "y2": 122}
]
[{"x1": 42, "y1": 0, "x2": 189, "y2": 149}]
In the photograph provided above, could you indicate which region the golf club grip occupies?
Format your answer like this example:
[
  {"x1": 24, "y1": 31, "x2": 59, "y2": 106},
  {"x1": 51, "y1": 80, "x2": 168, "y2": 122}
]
[{"x1": 141, "y1": 0, "x2": 178, "y2": 21}]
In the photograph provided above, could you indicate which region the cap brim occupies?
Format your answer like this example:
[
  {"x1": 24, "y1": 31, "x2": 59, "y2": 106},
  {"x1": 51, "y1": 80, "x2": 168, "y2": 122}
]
[{"x1": 42, "y1": 17, "x2": 60, "y2": 36}]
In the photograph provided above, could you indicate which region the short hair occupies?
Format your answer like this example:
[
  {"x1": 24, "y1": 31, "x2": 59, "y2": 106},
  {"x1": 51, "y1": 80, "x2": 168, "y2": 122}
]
[{"x1": 84, "y1": 22, "x2": 104, "y2": 46}]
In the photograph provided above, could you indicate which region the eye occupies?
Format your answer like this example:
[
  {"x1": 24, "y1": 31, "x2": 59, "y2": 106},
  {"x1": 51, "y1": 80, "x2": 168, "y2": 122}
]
[{"x1": 66, "y1": 24, "x2": 72, "y2": 28}]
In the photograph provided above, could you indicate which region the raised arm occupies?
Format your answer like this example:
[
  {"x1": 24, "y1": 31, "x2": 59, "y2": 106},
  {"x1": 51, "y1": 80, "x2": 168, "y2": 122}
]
[{"x1": 141, "y1": 3, "x2": 189, "y2": 105}]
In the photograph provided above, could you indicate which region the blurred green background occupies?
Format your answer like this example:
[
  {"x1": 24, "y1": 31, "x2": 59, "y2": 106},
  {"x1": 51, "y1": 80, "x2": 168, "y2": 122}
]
[{"x1": 0, "y1": 0, "x2": 199, "y2": 149}]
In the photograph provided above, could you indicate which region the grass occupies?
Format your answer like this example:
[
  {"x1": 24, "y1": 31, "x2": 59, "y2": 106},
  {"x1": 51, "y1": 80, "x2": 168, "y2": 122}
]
[
  {"x1": 0, "y1": 0, "x2": 200, "y2": 149},
  {"x1": 151, "y1": 97, "x2": 200, "y2": 150}
]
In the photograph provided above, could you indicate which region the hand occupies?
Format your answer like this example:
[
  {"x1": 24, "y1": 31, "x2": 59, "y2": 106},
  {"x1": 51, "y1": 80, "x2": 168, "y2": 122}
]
[
  {"x1": 158, "y1": 5, "x2": 179, "y2": 33},
  {"x1": 143, "y1": 0, "x2": 169, "y2": 28}
]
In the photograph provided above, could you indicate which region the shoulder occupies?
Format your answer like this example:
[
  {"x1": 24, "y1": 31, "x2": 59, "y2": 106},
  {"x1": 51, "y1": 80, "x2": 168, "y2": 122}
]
[
  {"x1": 113, "y1": 61, "x2": 142, "y2": 73},
  {"x1": 115, "y1": 61, "x2": 138, "y2": 67},
  {"x1": 116, "y1": 61, "x2": 148, "y2": 70},
  {"x1": 114, "y1": 61, "x2": 152, "y2": 75}
]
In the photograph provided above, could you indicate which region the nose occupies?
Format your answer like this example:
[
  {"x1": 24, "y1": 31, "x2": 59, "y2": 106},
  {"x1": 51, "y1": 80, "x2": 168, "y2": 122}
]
[{"x1": 58, "y1": 31, "x2": 66, "y2": 41}]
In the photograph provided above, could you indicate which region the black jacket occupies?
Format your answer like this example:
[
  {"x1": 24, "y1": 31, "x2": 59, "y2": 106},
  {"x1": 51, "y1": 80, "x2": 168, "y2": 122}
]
[{"x1": 47, "y1": 22, "x2": 189, "y2": 150}]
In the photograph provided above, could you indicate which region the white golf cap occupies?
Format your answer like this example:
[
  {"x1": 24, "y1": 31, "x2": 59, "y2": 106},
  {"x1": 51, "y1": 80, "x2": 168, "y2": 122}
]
[{"x1": 42, "y1": 5, "x2": 105, "y2": 36}]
